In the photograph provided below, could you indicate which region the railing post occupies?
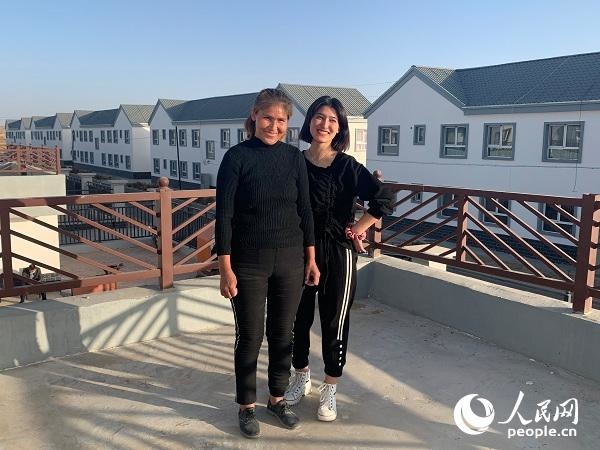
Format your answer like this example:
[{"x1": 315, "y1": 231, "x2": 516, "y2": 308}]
[
  {"x1": 368, "y1": 217, "x2": 382, "y2": 258},
  {"x1": 157, "y1": 177, "x2": 174, "y2": 289},
  {"x1": 455, "y1": 193, "x2": 468, "y2": 262},
  {"x1": 573, "y1": 194, "x2": 599, "y2": 314},
  {"x1": 0, "y1": 208, "x2": 14, "y2": 292}
]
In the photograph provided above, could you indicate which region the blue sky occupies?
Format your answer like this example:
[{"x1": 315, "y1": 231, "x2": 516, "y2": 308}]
[{"x1": 2, "y1": 0, "x2": 600, "y2": 122}]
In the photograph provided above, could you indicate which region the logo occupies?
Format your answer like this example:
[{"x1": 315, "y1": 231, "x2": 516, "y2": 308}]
[{"x1": 454, "y1": 394, "x2": 495, "y2": 435}]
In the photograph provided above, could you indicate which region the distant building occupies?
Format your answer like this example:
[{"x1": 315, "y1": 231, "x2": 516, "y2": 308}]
[
  {"x1": 6, "y1": 117, "x2": 33, "y2": 146},
  {"x1": 70, "y1": 105, "x2": 153, "y2": 179},
  {"x1": 30, "y1": 113, "x2": 73, "y2": 162}
]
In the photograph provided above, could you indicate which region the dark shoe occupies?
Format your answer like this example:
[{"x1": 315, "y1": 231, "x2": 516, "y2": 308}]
[
  {"x1": 267, "y1": 399, "x2": 300, "y2": 429},
  {"x1": 238, "y1": 407, "x2": 260, "y2": 439}
]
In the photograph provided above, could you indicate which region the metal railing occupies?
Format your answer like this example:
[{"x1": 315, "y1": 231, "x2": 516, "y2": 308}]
[
  {"x1": 0, "y1": 146, "x2": 61, "y2": 175},
  {"x1": 365, "y1": 183, "x2": 600, "y2": 314},
  {"x1": 0, "y1": 178, "x2": 216, "y2": 299}
]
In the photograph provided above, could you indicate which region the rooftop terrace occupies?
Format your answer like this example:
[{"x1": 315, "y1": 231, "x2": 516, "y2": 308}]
[{"x1": 1, "y1": 285, "x2": 599, "y2": 450}]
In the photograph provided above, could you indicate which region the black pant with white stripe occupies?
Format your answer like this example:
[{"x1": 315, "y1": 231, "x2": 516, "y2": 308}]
[
  {"x1": 230, "y1": 246, "x2": 305, "y2": 405},
  {"x1": 292, "y1": 236, "x2": 357, "y2": 377}
]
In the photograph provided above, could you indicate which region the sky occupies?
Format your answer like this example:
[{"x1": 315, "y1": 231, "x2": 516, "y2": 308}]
[{"x1": 2, "y1": 0, "x2": 600, "y2": 122}]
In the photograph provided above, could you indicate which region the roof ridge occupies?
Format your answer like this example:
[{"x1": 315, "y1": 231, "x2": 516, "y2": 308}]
[{"x1": 453, "y1": 51, "x2": 600, "y2": 72}]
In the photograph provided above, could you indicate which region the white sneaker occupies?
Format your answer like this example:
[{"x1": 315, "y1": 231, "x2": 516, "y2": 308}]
[
  {"x1": 317, "y1": 383, "x2": 337, "y2": 421},
  {"x1": 284, "y1": 370, "x2": 312, "y2": 406}
]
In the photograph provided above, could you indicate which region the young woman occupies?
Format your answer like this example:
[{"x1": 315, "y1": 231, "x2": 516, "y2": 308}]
[
  {"x1": 216, "y1": 88, "x2": 320, "y2": 439},
  {"x1": 284, "y1": 96, "x2": 393, "y2": 421}
]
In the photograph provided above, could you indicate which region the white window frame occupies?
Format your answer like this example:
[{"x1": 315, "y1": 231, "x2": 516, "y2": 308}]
[
  {"x1": 237, "y1": 128, "x2": 247, "y2": 143},
  {"x1": 168, "y1": 129, "x2": 176, "y2": 146},
  {"x1": 220, "y1": 128, "x2": 230, "y2": 149},
  {"x1": 540, "y1": 203, "x2": 579, "y2": 236},
  {"x1": 152, "y1": 130, "x2": 159, "y2": 145},
  {"x1": 193, "y1": 162, "x2": 201, "y2": 180},
  {"x1": 169, "y1": 160, "x2": 177, "y2": 176},
  {"x1": 192, "y1": 129, "x2": 200, "y2": 147},
  {"x1": 179, "y1": 128, "x2": 187, "y2": 147},
  {"x1": 153, "y1": 158, "x2": 160, "y2": 174},
  {"x1": 480, "y1": 197, "x2": 511, "y2": 226},
  {"x1": 286, "y1": 127, "x2": 300, "y2": 147},
  {"x1": 124, "y1": 130, "x2": 130, "y2": 144},
  {"x1": 179, "y1": 161, "x2": 188, "y2": 179},
  {"x1": 413, "y1": 125, "x2": 426, "y2": 145},
  {"x1": 355, "y1": 129, "x2": 367, "y2": 152},
  {"x1": 206, "y1": 140, "x2": 216, "y2": 160}
]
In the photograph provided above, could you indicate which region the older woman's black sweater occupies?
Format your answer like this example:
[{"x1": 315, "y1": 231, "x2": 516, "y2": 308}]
[{"x1": 215, "y1": 137, "x2": 315, "y2": 255}]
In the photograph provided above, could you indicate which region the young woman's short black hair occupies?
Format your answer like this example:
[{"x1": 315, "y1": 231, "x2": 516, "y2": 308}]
[{"x1": 299, "y1": 96, "x2": 350, "y2": 152}]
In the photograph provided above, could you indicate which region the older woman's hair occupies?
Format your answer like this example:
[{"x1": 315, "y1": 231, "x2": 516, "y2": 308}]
[
  {"x1": 244, "y1": 88, "x2": 294, "y2": 138},
  {"x1": 299, "y1": 96, "x2": 350, "y2": 152}
]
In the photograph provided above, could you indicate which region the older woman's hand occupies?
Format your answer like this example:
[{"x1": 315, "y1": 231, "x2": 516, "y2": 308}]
[
  {"x1": 304, "y1": 260, "x2": 320, "y2": 286},
  {"x1": 220, "y1": 267, "x2": 238, "y2": 299}
]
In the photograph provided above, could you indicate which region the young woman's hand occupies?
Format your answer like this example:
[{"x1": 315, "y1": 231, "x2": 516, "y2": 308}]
[
  {"x1": 220, "y1": 268, "x2": 238, "y2": 299},
  {"x1": 351, "y1": 235, "x2": 367, "y2": 253},
  {"x1": 304, "y1": 260, "x2": 320, "y2": 286}
]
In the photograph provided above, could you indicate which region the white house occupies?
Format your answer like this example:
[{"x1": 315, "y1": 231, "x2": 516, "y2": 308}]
[
  {"x1": 365, "y1": 51, "x2": 600, "y2": 246},
  {"x1": 5, "y1": 118, "x2": 33, "y2": 146},
  {"x1": 148, "y1": 94, "x2": 257, "y2": 188},
  {"x1": 31, "y1": 113, "x2": 73, "y2": 163},
  {"x1": 278, "y1": 83, "x2": 370, "y2": 165},
  {"x1": 71, "y1": 105, "x2": 153, "y2": 178}
]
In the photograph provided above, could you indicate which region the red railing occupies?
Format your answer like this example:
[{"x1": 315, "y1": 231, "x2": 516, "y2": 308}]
[
  {"x1": 365, "y1": 183, "x2": 600, "y2": 314},
  {"x1": 0, "y1": 178, "x2": 216, "y2": 300},
  {"x1": 0, "y1": 146, "x2": 61, "y2": 175}
]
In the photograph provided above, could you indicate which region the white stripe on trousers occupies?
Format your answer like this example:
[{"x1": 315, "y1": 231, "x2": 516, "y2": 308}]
[
  {"x1": 336, "y1": 248, "x2": 352, "y2": 341},
  {"x1": 230, "y1": 299, "x2": 240, "y2": 351}
]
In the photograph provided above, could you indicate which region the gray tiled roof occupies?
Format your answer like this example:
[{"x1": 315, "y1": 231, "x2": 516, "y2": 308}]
[
  {"x1": 278, "y1": 83, "x2": 371, "y2": 116},
  {"x1": 121, "y1": 104, "x2": 154, "y2": 125},
  {"x1": 173, "y1": 93, "x2": 258, "y2": 122},
  {"x1": 34, "y1": 115, "x2": 55, "y2": 129},
  {"x1": 79, "y1": 109, "x2": 120, "y2": 127},
  {"x1": 7, "y1": 120, "x2": 21, "y2": 130},
  {"x1": 367, "y1": 51, "x2": 600, "y2": 116},
  {"x1": 56, "y1": 113, "x2": 73, "y2": 128}
]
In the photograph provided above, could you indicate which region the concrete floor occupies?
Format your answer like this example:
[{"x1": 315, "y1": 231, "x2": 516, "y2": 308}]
[{"x1": 1, "y1": 298, "x2": 599, "y2": 450}]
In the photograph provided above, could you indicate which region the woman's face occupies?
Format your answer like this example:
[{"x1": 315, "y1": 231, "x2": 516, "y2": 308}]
[
  {"x1": 309, "y1": 105, "x2": 339, "y2": 146},
  {"x1": 251, "y1": 103, "x2": 289, "y2": 145}
]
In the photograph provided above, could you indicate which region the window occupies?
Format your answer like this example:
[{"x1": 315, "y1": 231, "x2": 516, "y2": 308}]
[
  {"x1": 94, "y1": 138, "x2": 99, "y2": 150},
  {"x1": 481, "y1": 198, "x2": 510, "y2": 226},
  {"x1": 411, "y1": 192, "x2": 422, "y2": 203},
  {"x1": 193, "y1": 162, "x2": 201, "y2": 180},
  {"x1": 102, "y1": 153, "x2": 106, "y2": 166},
  {"x1": 153, "y1": 158, "x2": 160, "y2": 174},
  {"x1": 119, "y1": 130, "x2": 123, "y2": 139},
  {"x1": 221, "y1": 128, "x2": 230, "y2": 148},
  {"x1": 237, "y1": 128, "x2": 247, "y2": 143},
  {"x1": 113, "y1": 130, "x2": 118, "y2": 144},
  {"x1": 540, "y1": 203, "x2": 578, "y2": 235},
  {"x1": 543, "y1": 122, "x2": 583, "y2": 162},
  {"x1": 206, "y1": 140, "x2": 216, "y2": 159},
  {"x1": 413, "y1": 125, "x2": 426, "y2": 145},
  {"x1": 152, "y1": 130, "x2": 159, "y2": 145},
  {"x1": 83, "y1": 130, "x2": 88, "y2": 142},
  {"x1": 114, "y1": 154, "x2": 119, "y2": 168},
  {"x1": 89, "y1": 152, "x2": 94, "y2": 164},
  {"x1": 179, "y1": 128, "x2": 187, "y2": 147},
  {"x1": 107, "y1": 131, "x2": 113, "y2": 143},
  {"x1": 124, "y1": 130, "x2": 130, "y2": 144},
  {"x1": 170, "y1": 160, "x2": 177, "y2": 176},
  {"x1": 438, "y1": 193, "x2": 459, "y2": 219},
  {"x1": 169, "y1": 129, "x2": 176, "y2": 146},
  {"x1": 180, "y1": 161, "x2": 188, "y2": 178},
  {"x1": 484, "y1": 123, "x2": 515, "y2": 159},
  {"x1": 108, "y1": 154, "x2": 113, "y2": 166},
  {"x1": 59, "y1": 131, "x2": 62, "y2": 140},
  {"x1": 89, "y1": 130, "x2": 93, "y2": 141},
  {"x1": 192, "y1": 129, "x2": 200, "y2": 147},
  {"x1": 84, "y1": 151, "x2": 89, "y2": 163},
  {"x1": 120, "y1": 155, "x2": 124, "y2": 164},
  {"x1": 355, "y1": 129, "x2": 367, "y2": 152},
  {"x1": 125, "y1": 156, "x2": 130, "y2": 169},
  {"x1": 378, "y1": 126, "x2": 399, "y2": 155},
  {"x1": 286, "y1": 127, "x2": 300, "y2": 147},
  {"x1": 163, "y1": 159, "x2": 167, "y2": 169},
  {"x1": 101, "y1": 130, "x2": 106, "y2": 143},
  {"x1": 162, "y1": 129, "x2": 166, "y2": 140},
  {"x1": 440, "y1": 125, "x2": 468, "y2": 158}
]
